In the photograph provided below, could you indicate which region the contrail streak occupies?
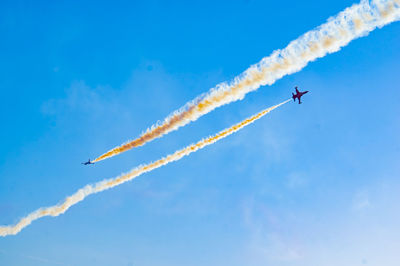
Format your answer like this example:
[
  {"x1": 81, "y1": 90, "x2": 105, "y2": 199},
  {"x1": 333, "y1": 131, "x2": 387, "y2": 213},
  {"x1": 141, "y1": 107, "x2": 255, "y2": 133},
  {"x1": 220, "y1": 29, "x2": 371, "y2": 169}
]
[
  {"x1": 0, "y1": 100, "x2": 290, "y2": 237},
  {"x1": 92, "y1": 0, "x2": 400, "y2": 163},
  {"x1": 0, "y1": 249, "x2": 70, "y2": 266}
]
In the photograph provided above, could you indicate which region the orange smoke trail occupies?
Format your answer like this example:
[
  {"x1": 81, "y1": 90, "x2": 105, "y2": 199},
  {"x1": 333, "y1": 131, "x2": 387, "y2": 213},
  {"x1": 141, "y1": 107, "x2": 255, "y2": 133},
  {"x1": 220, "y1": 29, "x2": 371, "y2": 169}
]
[
  {"x1": 0, "y1": 99, "x2": 290, "y2": 237},
  {"x1": 92, "y1": 0, "x2": 400, "y2": 163}
]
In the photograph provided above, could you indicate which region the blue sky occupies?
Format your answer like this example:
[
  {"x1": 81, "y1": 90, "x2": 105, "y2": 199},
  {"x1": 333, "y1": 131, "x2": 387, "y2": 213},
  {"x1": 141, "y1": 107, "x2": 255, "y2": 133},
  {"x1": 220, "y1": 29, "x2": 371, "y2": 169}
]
[{"x1": 1, "y1": 0, "x2": 400, "y2": 265}]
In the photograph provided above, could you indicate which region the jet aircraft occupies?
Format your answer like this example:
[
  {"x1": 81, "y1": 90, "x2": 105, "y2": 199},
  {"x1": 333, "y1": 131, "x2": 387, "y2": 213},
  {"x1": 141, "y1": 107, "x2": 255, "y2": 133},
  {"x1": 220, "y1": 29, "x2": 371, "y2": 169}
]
[
  {"x1": 292, "y1": 86, "x2": 309, "y2": 104},
  {"x1": 82, "y1": 159, "x2": 94, "y2": 165}
]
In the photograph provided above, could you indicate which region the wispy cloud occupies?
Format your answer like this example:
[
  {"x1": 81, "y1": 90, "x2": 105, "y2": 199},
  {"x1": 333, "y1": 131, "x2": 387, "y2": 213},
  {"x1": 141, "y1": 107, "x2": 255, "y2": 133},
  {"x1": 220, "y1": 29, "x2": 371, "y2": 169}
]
[{"x1": 0, "y1": 249, "x2": 70, "y2": 266}]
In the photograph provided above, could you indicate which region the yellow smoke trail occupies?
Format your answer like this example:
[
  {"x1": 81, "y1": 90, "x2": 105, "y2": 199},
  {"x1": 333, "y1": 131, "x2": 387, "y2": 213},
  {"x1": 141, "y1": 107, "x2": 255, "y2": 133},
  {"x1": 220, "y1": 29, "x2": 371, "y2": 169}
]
[
  {"x1": 0, "y1": 100, "x2": 290, "y2": 237},
  {"x1": 92, "y1": 0, "x2": 400, "y2": 163}
]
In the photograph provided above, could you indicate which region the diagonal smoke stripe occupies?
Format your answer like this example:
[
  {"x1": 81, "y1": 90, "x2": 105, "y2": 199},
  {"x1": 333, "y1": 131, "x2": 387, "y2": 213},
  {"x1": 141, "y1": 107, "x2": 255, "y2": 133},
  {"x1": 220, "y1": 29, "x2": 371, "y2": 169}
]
[
  {"x1": 92, "y1": 0, "x2": 400, "y2": 163},
  {"x1": 0, "y1": 100, "x2": 290, "y2": 237}
]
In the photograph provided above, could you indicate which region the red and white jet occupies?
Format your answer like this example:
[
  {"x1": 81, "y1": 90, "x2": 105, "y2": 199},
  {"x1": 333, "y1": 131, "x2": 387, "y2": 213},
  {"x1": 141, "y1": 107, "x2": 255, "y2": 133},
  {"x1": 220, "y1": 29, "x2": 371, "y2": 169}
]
[
  {"x1": 292, "y1": 86, "x2": 309, "y2": 104},
  {"x1": 81, "y1": 159, "x2": 94, "y2": 165}
]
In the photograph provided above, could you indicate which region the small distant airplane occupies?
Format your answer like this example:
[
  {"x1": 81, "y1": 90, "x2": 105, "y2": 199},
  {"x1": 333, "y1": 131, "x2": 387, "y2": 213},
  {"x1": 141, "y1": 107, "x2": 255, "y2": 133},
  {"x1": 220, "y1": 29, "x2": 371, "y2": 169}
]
[
  {"x1": 292, "y1": 86, "x2": 309, "y2": 104},
  {"x1": 82, "y1": 159, "x2": 94, "y2": 165}
]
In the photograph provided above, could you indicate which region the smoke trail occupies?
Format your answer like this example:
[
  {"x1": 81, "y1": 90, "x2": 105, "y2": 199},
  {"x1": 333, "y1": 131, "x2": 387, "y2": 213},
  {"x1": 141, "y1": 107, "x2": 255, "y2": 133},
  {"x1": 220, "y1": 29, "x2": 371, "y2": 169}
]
[
  {"x1": 0, "y1": 100, "x2": 290, "y2": 237},
  {"x1": 0, "y1": 249, "x2": 70, "y2": 266},
  {"x1": 92, "y1": 0, "x2": 400, "y2": 163}
]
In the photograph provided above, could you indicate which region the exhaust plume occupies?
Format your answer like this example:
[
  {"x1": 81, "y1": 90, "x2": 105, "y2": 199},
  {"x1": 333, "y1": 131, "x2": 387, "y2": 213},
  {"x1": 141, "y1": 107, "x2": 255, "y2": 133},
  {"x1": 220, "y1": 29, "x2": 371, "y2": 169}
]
[
  {"x1": 0, "y1": 100, "x2": 290, "y2": 237},
  {"x1": 92, "y1": 0, "x2": 400, "y2": 163}
]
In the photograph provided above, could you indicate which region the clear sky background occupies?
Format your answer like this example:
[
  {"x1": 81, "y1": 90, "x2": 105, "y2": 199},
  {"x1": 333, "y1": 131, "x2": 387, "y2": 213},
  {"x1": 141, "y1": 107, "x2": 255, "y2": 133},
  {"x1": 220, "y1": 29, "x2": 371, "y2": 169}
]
[{"x1": 0, "y1": 0, "x2": 399, "y2": 265}]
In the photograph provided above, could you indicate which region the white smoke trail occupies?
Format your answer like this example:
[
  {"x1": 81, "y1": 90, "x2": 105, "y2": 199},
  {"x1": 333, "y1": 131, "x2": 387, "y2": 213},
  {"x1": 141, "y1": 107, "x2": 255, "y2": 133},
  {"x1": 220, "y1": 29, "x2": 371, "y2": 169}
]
[
  {"x1": 0, "y1": 100, "x2": 290, "y2": 237},
  {"x1": 93, "y1": 0, "x2": 400, "y2": 163},
  {"x1": 0, "y1": 249, "x2": 70, "y2": 266}
]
